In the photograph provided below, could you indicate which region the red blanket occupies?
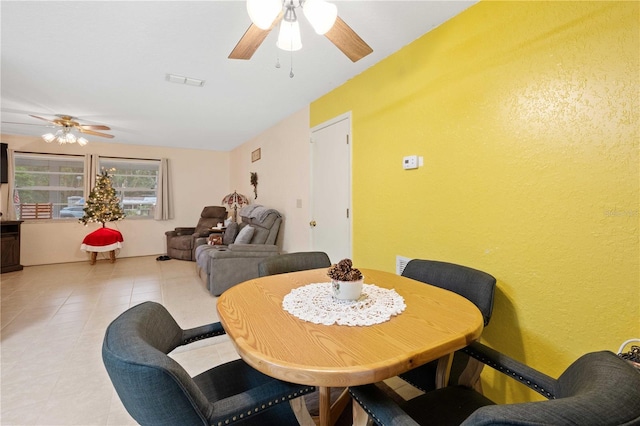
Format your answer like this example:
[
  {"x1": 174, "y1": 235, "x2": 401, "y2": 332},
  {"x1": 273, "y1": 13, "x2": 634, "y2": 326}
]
[{"x1": 81, "y1": 228, "x2": 123, "y2": 252}]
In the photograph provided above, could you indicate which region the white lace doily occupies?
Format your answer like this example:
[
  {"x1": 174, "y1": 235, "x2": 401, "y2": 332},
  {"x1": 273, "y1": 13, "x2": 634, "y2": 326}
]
[{"x1": 282, "y1": 282, "x2": 406, "y2": 326}]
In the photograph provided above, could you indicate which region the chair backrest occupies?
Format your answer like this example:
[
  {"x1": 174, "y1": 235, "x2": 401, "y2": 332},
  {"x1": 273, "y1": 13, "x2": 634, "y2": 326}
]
[
  {"x1": 464, "y1": 351, "x2": 640, "y2": 425},
  {"x1": 402, "y1": 259, "x2": 496, "y2": 326},
  {"x1": 239, "y1": 211, "x2": 282, "y2": 245},
  {"x1": 195, "y1": 206, "x2": 227, "y2": 233},
  {"x1": 102, "y1": 302, "x2": 212, "y2": 426},
  {"x1": 258, "y1": 251, "x2": 331, "y2": 277}
]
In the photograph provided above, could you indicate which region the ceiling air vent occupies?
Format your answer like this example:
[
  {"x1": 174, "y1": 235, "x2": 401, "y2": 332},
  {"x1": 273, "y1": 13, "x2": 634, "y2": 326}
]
[{"x1": 165, "y1": 73, "x2": 205, "y2": 87}]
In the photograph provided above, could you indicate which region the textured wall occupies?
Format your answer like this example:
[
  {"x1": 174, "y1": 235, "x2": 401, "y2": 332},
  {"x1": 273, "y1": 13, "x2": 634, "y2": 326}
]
[{"x1": 311, "y1": 1, "x2": 638, "y2": 403}]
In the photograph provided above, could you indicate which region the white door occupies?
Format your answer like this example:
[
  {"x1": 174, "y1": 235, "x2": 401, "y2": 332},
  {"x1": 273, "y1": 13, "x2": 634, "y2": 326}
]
[{"x1": 310, "y1": 115, "x2": 351, "y2": 264}]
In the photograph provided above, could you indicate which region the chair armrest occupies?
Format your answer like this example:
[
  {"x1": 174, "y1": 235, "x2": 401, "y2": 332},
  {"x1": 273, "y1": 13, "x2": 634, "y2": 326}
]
[
  {"x1": 349, "y1": 384, "x2": 420, "y2": 426},
  {"x1": 180, "y1": 322, "x2": 226, "y2": 346},
  {"x1": 463, "y1": 342, "x2": 558, "y2": 399},
  {"x1": 193, "y1": 229, "x2": 215, "y2": 238},
  {"x1": 172, "y1": 227, "x2": 196, "y2": 236},
  {"x1": 209, "y1": 379, "x2": 315, "y2": 425}
]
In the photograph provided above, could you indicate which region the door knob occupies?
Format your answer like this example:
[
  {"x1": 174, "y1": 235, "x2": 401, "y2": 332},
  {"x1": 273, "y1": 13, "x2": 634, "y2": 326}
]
[{"x1": 309, "y1": 220, "x2": 316, "y2": 227}]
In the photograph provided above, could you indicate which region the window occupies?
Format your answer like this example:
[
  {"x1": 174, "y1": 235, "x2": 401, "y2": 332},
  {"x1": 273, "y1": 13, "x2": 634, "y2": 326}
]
[
  {"x1": 98, "y1": 157, "x2": 159, "y2": 218},
  {"x1": 13, "y1": 153, "x2": 85, "y2": 219}
]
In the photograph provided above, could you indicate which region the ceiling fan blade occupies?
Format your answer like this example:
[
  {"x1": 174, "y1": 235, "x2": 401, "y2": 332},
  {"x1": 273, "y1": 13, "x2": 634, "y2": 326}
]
[
  {"x1": 29, "y1": 114, "x2": 61, "y2": 126},
  {"x1": 1, "y1": 121, "x2": 55, "y2": 127},
  {"x1": 79, "y1": 128, "x2": 114, "y2": 138},
  {"x1": 324, "y1": 16, "x2": 373, "y2": 62},
  {"x1": 229, "y1": 12, "x2": 283, "y2": 60},
  {"x1": 79, "y1": 124, "x2": 111, "y2": 131}
]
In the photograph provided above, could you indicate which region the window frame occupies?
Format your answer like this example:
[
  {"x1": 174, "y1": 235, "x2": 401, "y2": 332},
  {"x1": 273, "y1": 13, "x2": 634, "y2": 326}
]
[
  {"x1": 97, "y1": 157, "x2": 160, "y2": 220},
  {"x1": 12, "y1": 152, "x2": 86, "y2": 220}
]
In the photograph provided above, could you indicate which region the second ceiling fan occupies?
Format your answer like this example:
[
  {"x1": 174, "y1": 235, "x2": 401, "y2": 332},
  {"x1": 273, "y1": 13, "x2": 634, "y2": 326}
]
[{"x1": 229, "y1": 0, "x2": 373, "y2": 63}]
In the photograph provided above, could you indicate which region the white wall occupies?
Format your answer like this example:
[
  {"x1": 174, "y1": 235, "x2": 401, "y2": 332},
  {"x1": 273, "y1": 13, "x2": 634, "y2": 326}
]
[
  {"x1": 229, "y1": 106, "x2": 311, "y2": 253},
  {"x1": 1, "y1": 134, "x2": 230, "y2": 265}
]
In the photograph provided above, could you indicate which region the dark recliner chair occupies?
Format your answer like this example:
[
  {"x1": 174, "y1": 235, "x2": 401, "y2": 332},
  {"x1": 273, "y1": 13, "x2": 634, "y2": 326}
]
[
  {"x1": 165, "y1": 206, "x2": 227, "y2": 261},
  {"x1": 399, "y1": 259, "x2": 496, "y2": 393},
  {"x1": 102, "y1": 301, "x2": 315, "y2": 426},
  {"x1": 349, "y1": 341, "x2": 640, "y2": 425},
  {"x1": 258, "y1": 251, "x2": 332, "y2": 277}
]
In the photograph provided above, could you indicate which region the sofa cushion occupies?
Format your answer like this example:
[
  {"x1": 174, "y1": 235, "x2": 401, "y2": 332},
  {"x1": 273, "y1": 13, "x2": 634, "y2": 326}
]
[
  {"x1": 223, "y1": 222, "x2": 239, "y2": 245},
  {"x1": 235, "y1": 226, "x2": 254, "y2": 244}
]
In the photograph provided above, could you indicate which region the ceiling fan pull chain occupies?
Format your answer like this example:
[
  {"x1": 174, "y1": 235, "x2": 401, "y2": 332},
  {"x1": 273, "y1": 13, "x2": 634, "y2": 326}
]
[{"x1": 289, "y1": 49, "x2": 294, "y2": 78}]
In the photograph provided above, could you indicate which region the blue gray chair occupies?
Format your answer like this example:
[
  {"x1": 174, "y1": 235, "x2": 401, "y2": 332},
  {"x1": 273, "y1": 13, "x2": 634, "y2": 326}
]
[
  {"x1": 350, "y1": 341, "x2": 640, "y2": 425},
  {"x1": 258, "y1": 251, "x2": 331, "y2": 277},
  {"x1": 102, "y1": 301, "x2": 315, "y2": 425},
  {"x1": 399, "y1": 259, "x2": 496, "y2": 392}
]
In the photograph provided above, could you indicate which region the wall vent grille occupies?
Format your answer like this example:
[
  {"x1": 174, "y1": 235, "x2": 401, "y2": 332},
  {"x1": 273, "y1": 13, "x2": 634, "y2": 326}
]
[{"x1": 396, "y1": 255, "x2": 412, "y2": 275}]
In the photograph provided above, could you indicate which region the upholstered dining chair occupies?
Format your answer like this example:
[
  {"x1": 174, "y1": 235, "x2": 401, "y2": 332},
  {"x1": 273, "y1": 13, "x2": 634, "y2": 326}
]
[
  {"x1": 258, "y1": 251, "x2": 332, "y2": 277},
  {"x1": 349, "y1": 341, "x2": 640, "y2": 426},
  {"x1": 399, "y1": 259, "x2": 496, "y2": 393},
  {"x1": 102, "y1": 301, "x2": 315, "y2": 426}
]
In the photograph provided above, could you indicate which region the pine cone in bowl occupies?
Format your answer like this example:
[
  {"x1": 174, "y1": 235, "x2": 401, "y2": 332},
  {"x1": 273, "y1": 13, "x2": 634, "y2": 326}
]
[{"x1": 327, "y1": 259, "x2": 363, "y2": 282}]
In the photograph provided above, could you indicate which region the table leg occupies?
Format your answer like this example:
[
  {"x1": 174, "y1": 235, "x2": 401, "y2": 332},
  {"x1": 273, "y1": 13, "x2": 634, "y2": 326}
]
[
  {"x1": 435, "y1": 352, "x2": 454, "y2": 389},
  {"x1": 90, "y1": 252, "x2": 97, "y2": 265},
  {"x1": 109, "y1": 250, "x2": 116, "y2": 263},
  {"x1": 318, "y1": 386, "x2": 351, "y2": 426},
  {"x1": 289, "y1": 397, "x2": 315, "y2": 426},
  {"x1": 319, "y1": 386, "x2": 331, "y2": 426},
  {"x1": 352, "y1": 400, "x2": 372, "y2": 426}
]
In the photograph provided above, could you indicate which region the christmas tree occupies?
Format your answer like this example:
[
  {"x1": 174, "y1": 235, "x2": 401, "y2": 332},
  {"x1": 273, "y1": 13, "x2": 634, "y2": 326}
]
[{"x1": 80, "y1": 169, "x2": 126, "y2": 227}]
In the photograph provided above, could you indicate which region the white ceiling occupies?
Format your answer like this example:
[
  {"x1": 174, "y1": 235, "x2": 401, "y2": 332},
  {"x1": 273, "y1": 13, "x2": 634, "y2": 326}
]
[{"x1": 1, "y1": 1, "x2": 476, "y2": 151}]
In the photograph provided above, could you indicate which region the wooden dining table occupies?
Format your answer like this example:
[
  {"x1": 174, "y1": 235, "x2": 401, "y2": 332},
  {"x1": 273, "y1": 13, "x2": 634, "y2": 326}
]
[{"x1": 216, "y1": 267, "x2": 484, "y2": 426}]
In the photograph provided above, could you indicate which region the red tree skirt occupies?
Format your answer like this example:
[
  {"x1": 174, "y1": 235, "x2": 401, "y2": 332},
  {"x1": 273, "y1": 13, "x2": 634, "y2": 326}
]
[{"x1": 81, "y1": 228, "x2": 124, "y2": 252}]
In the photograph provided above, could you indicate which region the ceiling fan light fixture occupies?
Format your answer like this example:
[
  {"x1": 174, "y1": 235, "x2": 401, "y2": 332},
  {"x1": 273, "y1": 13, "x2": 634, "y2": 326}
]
[
  {"x1": 303, "y1": 0, "x2": 337, "y2": 35},
  {"x1": 277, "y1": 20, "x2": 302, "y2": 51},
  {"x1": 247, "y1": 0, "x2": 282, "y2": 30},
  {"x1": 42, "y1": 133, "x2": 56, "y2": 143},
  {"x1": 41, "y1": 127, "x2": 88, "y2": 146}
]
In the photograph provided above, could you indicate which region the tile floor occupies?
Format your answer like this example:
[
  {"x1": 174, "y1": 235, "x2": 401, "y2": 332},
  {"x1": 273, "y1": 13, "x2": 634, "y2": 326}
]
[{"x1": 1, "y1": 255, "x2": 420, "y2": 425}]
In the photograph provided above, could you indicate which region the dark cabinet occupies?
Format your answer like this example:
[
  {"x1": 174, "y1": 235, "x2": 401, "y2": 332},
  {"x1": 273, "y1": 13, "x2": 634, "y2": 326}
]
[{"x1": 1, "y1": 220, "x2": 23, "y2": 273}]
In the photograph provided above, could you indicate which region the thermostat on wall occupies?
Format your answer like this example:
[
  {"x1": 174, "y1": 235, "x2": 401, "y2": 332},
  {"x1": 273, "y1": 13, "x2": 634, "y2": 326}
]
[{"x1": 403, "y1": 155, "x2": 418, "y2": 170}]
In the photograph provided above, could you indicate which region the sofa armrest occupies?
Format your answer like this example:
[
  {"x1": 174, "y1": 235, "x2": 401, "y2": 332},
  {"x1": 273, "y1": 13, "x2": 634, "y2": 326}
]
[
  {"x1": 206, "y1": 244, "x2": 278, "y2": 259},
  {"x1": 228, "y1": 244, "x2": 279, "y2": 253}
]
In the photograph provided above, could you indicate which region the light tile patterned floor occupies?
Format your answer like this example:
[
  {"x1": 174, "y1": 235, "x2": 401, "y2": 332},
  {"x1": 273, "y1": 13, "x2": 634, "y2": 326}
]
[
  {"x1": 1, "y1": 256, "x2": 237, "y2": 426},
  {"x1": 1, "y1": 256, "x2": 420, "y2": 425}
]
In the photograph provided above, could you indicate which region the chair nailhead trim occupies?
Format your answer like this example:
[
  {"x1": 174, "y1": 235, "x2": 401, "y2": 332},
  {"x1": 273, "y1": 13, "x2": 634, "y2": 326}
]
[
  {"x1": 462, "y1": 348, "x2": 555, "y2": 399},
  {"x1": 217, "y1": 386, "x2": 315, "y2": 425}
]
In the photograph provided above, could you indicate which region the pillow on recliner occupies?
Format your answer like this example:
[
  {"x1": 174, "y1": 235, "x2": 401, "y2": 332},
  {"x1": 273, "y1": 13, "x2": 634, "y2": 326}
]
[
  {"x1": 234, "y1": 225, "x2": 254, "y2": 244},
  {"x1": 222, "y1": 222, "x2": 239, "y2": 245}
]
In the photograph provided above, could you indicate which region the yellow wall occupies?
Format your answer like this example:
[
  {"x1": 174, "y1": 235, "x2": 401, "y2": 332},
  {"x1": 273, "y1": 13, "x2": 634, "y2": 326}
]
[{"x1": 311, "y1": 1, "x2": 639, "y2": 403}]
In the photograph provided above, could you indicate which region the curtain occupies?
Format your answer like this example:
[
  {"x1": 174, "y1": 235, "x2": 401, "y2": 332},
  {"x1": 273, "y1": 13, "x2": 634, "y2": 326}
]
[
  {"x1": 154, "y1": 158, "x2": 172, "y2": 220},
  {"x1": 84, "y1": 154, "x2": 98, "y2": 197},
  {"x1": 4, "y1": 149, "x2": 17, "y2": 220}
]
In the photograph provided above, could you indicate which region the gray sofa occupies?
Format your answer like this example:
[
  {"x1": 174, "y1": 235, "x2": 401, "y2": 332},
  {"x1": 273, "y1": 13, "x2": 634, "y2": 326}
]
[{"x1": 195, "y1": 206, "x2": 282, "y2": 296}]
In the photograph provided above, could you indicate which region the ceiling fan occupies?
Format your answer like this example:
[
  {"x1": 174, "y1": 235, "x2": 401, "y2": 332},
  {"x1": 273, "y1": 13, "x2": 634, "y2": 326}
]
[
  {"x1": 28, "y1": 114, "x2": 114, "y2": 139},
  {"x1": 229, "y1": 0, "x2": 373, "y2": 62},
  {"x1": 3, "y1": 114, "x2": 114, "y2": 146}
]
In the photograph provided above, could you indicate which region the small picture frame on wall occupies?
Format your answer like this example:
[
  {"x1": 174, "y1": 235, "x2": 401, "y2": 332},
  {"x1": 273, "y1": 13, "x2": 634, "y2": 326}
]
[{"x1": 251, "y1": 148, "x2": 261, "y2": 162}]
